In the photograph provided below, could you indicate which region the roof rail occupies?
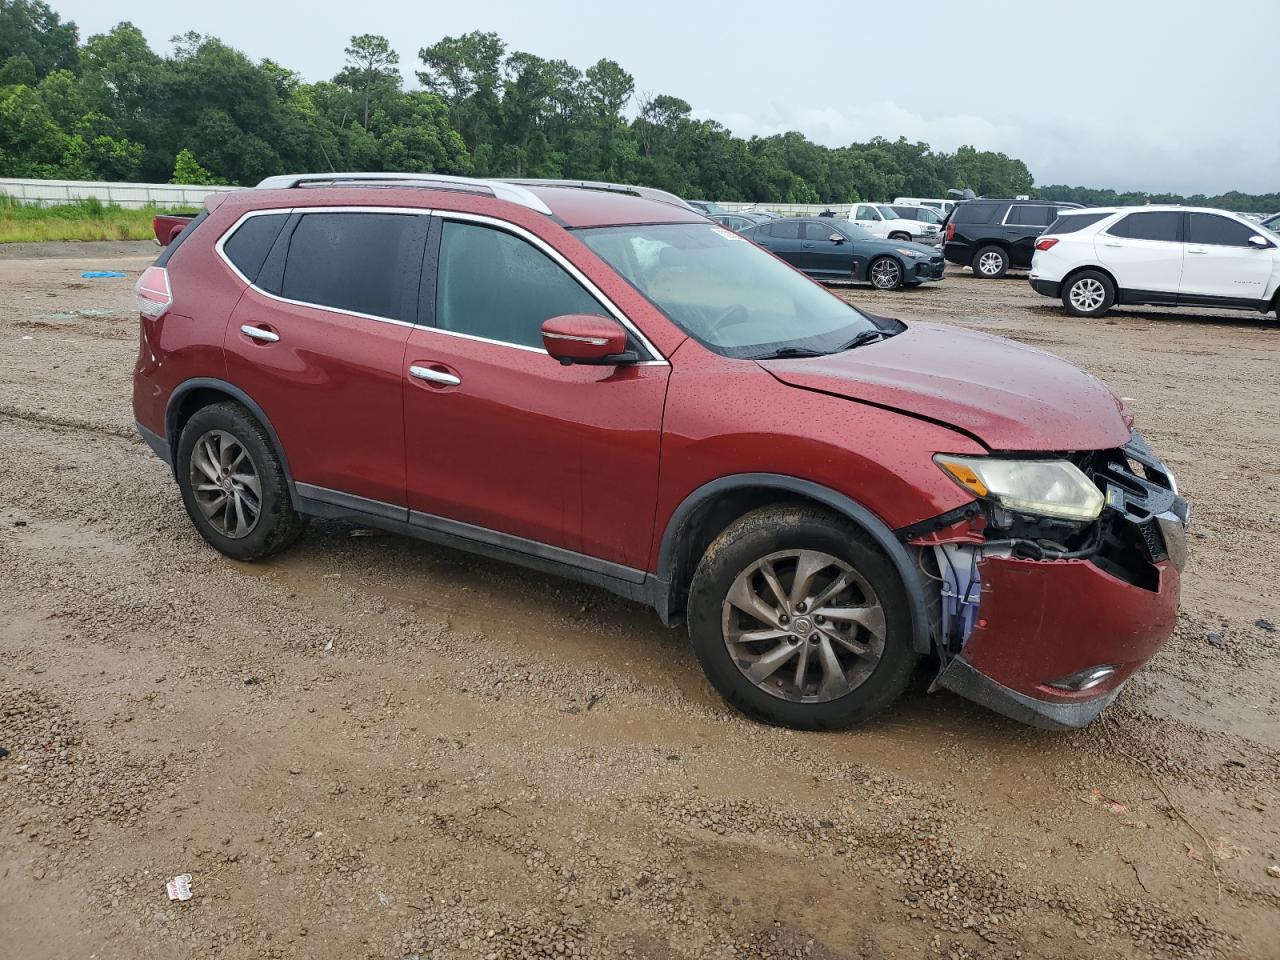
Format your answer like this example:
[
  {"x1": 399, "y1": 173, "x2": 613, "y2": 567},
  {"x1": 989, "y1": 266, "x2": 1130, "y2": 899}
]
[
  {"x1": 503, "y1": 178, "x2": 695, "y2": 211},
  {"x1": 254, "y1": 172, "x2": 554, "y2": 216}
]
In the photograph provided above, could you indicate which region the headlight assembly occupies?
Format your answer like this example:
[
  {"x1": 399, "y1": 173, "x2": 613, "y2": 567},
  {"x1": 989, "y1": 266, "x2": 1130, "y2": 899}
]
[
  {"x1": 895, "y1": 247, "x2": 925, "y2": 258},
  {"x1": 934, "y1": 455, "x2": 1104, "y2": 522}
]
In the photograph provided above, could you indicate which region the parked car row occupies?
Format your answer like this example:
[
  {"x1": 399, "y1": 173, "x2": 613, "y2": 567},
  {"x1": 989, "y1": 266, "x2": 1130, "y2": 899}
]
[{"x1": 741, "y1": 218, "x2": 944, "y2": 290}]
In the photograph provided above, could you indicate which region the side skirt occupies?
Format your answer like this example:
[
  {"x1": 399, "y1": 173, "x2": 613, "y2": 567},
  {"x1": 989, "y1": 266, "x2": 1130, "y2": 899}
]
[{"x1": 293, "y1": 482, "x2": 665, "y2": 610}]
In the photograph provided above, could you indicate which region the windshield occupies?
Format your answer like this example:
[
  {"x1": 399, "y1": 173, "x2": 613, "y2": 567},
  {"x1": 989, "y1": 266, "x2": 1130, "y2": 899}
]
[
  {"x1": 875, "y1": 205, "x2": 900, "y2": 220},
  {"x1": 832, "y1": 220, "x2": 873, "y2": 241},
  {"x1": 577, "y1": 223, "x2": 879, "y2": 359},
  {"x1": 1261, "y1": 215, "x2": 1280, "y2": 238}
]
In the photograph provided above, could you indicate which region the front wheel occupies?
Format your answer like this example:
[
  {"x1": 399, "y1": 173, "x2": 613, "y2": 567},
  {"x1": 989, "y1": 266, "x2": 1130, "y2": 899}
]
[
  {"x1": 888, "y1": 231, "x2": 912, "y2": 241},
  {"x1": 972, "y1": 245, "x2": 1009, "y2": 278},
  {"x1": 868, "y1": 256, "x2": 904, "y2": 290},
  {"x1": 687, "y1": 505, "x2": 918, "y2": 730},
  {"x1": 1061, "y1": 270, "x2": 1116, "y2": 317},
  {"x1": 175, "y1": 401, "x2": 304, "y2": 561}
]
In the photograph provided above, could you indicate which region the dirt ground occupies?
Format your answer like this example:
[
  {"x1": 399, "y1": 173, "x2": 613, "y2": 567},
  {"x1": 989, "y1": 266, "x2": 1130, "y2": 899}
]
[{"x1": 1, "y1": 242, "x2": 1278, "y2": 960}]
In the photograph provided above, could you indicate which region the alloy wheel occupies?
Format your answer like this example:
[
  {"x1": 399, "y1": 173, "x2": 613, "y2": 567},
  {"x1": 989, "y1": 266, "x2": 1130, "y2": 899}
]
[
  {"x1": 720, "y1": 549, "x2": 886, "y2": 703},
  {"x1": 1069, "y1": 277, "x2": 1106, "y2": 313},
  {"x1": 189, "y1": 429, "x2": 262, "y2": 539},
  {"x1": 978, "y1": 251, "x2": 1004, "y2": 276},
  {"x1": 870, "y1": 259, "x2": 902, "y2": 289}
]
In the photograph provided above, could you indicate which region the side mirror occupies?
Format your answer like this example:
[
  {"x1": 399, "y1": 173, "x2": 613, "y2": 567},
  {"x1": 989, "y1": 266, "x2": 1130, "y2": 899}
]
[
  {"x1": 1247, "y1": 235, "x2": 1270, "y2": 249},
  {"x1": 829, "y1": 233, "x2": 845, "y2": 244},
  {"x1": 541, "y1": 314, "x2": 636, "y2": 366}
]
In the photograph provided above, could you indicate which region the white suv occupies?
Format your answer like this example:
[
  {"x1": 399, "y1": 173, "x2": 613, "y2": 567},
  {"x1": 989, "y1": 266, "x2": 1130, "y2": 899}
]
[
  {"x1": 1030, "y1": 206, "x2": 1280, "y2": 318},
  {"x1": 848, "y1": 203, "x2": 941, "y2": 245}
]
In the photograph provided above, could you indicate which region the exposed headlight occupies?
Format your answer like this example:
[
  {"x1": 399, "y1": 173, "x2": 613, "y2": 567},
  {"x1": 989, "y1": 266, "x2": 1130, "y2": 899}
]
[
  {"x1": 896, "y1": 247, "x2": 925, "y2": 258},
  {"x1": 934, "y1": 455, "x2": 1104, "y2": 522}
]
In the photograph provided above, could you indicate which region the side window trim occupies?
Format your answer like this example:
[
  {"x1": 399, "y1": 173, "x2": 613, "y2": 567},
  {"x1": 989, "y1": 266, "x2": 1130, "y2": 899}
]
[
  {"x1": 428, "y1": 211, "x2": 666, "y2": 364},
  {"x1": 215, "y1": 205, "x2": 432, "y2": 328}
]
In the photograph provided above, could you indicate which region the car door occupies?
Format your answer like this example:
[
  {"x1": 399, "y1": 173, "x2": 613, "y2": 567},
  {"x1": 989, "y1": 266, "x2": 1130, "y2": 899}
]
[
  {"x1": 751, "y1": 220, "x2": 806, "y2": 269},
  {"x1": 401, "y1": 214, "x2": 669, "y2": 572},
  {"x1": 799, "y1": 221, "x2": 849, "y2": 277},
  {"x1": 1001, "y1": 204, "x2": 1057, "y2": 267},
  {"x1": 1180, "y1": 212, "x2": 1274, "y2": 304},
  {"x1": 1095, "y1": 211, "x2": 1184, "y2": 300},
  {"x1": 223, "y1": 208, "x2": 427, "y2": 508}
]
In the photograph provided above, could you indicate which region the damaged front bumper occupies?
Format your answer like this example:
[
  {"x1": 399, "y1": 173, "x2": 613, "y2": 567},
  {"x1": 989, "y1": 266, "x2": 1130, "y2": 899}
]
[{"x1": 906, "y1": 432, "x2": 1189, "y2": 730}]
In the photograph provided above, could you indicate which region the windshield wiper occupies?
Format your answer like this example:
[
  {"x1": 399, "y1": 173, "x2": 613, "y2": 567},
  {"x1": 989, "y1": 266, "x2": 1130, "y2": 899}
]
[
  {"x1": 755, "y1": 346, "x2": 828, "y2": 360},
  {"x1": 836, "y1": 329, "x2": 890, "y2": 351}
]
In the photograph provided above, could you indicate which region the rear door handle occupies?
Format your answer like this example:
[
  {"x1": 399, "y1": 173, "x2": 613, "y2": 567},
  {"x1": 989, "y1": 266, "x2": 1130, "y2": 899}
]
[
  {"x1": 409, "y1": 365, "x2": 461, "y2": 386},
  {"x1": 240, "y1": 324, "x2": 279, "y2": 342}
]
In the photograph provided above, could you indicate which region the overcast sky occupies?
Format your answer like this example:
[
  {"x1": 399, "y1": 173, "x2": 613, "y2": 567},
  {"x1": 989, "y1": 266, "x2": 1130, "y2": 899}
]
[{"x1": 51, "y1": 0, "x2": 1279, "y2": 195}]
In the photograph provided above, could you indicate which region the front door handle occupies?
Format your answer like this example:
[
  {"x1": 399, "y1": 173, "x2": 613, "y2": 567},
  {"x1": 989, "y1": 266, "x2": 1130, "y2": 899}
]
[
  {"x1": 1186, "y1": 247, "x2": 1208, "y2": 255},
  {"x1": 409, "y1": 365, "x2": 461, "y2": 386},
  {"x1": 1103, "y1": 241, "x2": 1122, "y2": 248}
]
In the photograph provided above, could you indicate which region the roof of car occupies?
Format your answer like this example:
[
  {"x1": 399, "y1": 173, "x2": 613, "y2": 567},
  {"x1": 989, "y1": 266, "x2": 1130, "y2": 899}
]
[
  {"x1": 219, "y1": 175, "x2": 707, "y2": 229},
  {"x1": 1058, "y1": 205, "x2": 1258, "y2": 217}
]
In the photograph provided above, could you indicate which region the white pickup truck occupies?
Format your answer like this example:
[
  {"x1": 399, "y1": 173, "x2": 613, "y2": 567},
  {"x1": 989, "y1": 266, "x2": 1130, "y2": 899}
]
[{"x1": 847, "y1": 203, "x2": 942, "y2": 245}]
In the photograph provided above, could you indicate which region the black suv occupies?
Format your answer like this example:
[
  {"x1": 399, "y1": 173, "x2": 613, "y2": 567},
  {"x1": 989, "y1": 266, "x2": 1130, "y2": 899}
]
[{"x1": 943, "y1": 199, "x2": 1083, "y2": 278}]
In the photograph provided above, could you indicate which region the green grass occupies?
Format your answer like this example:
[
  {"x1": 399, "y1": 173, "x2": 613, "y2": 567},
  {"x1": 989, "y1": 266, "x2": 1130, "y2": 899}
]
[{"x1": 0, "y1": 196, "x2": 201, "y2": 244}]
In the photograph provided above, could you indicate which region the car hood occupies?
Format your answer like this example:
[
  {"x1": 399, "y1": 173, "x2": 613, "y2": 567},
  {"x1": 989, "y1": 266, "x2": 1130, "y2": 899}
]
[
  {"x1": 758, "y1": 322, "x2": 1131, "y2": 451},
  {"x1": 855, "y1": 235, "x2": 939, "y2": 257}
]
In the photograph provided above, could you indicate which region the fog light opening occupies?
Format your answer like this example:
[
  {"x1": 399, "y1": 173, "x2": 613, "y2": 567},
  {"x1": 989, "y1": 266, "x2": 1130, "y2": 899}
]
[{"x1": 1046, "y1": 664, "x2": 1118, "y2": 692}]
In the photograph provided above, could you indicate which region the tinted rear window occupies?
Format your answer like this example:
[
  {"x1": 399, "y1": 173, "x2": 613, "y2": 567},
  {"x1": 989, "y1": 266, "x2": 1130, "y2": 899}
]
[
  {"x1": 281, "y1": 212, "x2": 425, "y2": 322},
  {"x1": 222, "y1": 213, "x2": 288, "y2": 283},
  {"x1": 1006, "y1": 205, "x2": 1056, "y2": 226},
  {"x1": 1046, "y1": 212, "x2": 1110, "y2": 234},
  {"x1": 953, "y1": 202, "x2": 999, "y2": 224},
  {"x1": 1109, "y1": 212, "x2": 1182, "y2": 242},
  {"x1": 768, "y1": 221, "x2": 801, "y2": 239}
]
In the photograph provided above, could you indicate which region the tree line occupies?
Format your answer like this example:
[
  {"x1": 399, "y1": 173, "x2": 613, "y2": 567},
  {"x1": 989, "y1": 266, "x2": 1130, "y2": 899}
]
[{"x1": 0, "y1": 1, "x2": 1274, "y2": 212}]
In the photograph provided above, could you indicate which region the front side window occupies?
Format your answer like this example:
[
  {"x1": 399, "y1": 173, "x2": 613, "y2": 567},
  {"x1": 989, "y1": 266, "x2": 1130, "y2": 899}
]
[
  {"x1": 435, "y1": 220, "x2": 606, "y2": 349},
  {"x1": 281, "y1": 212, "x2": 424, "y2": 322},
  {"x1": 1186, "y1": 213, "x2": 1260, "y2": 247},
  {"x1": 1109, "y1": 211, "x2": 1181, "y2": 242},
  {"x1": 803, "y1": 221, "x2": 840, "y2": 241},
  {"x1": 578, "y1": 222, "x2": 879, "y2": 359},
  {"x1": 856, "y1": 205, "x2": 880, "y2": 220}
]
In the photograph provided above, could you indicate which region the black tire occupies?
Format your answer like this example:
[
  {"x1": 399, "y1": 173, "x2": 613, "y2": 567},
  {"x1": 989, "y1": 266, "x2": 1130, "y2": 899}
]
[
  {"x1": 1061, "y1": 269, "x2": 1116, "y2": 318},
  {"x1": 175, "y1": 401, "x2": 303, "y2": 561},
  {"x1": 887, "y1": 231, "x2": 912, "y2": 242},
  {"x1": 971, "y1": 245, "x2": 1009, "y2": 279},
  {"x1": 868, "y1": 256, "x2": 905, "y2": 290},
  {"x1": 687, "y1": 504, "x2": 919, "y2": 730}
]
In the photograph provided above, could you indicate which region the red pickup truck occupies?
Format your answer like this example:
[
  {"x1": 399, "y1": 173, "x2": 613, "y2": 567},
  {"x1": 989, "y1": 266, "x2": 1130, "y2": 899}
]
[{"x1": 153, "y1": 214, "x2": 195, "y2": 246}]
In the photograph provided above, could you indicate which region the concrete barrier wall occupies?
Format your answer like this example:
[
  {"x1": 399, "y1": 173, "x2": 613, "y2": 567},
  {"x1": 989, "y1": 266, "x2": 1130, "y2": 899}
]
[{"x1": 0, "y1": 177, "x2": 240, "y2": 209}]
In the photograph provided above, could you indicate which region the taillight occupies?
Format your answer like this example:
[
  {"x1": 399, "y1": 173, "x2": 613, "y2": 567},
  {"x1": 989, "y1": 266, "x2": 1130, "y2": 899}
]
[
  {"x1": 945, "y1": 222, "x2": 955, "y2": 241},
  {"x1": 135, "y1": 266, "x2": 172, "y2": 318},
  {"x1": 1035, "y1": 238, "x2": 1059, "y2": 251}
]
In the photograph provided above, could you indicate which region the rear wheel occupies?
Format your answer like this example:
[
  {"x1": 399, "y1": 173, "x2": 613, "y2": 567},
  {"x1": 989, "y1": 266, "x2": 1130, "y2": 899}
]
[
  {"x1": 972, "y1": 245, "x2": 1009, "y2": 278},
  {"x1": 1061, "y1": 270, "x2": 1116, "y2": 317},
  {"x1": 869, "y1": 256, "x2": 904, "y2": 290},
  {"x1": 687, "y1": 505, "x2": 918, "y2": 730},
  {"x1": 176, "y1": 401, "x2": 303, "y2": 561}
]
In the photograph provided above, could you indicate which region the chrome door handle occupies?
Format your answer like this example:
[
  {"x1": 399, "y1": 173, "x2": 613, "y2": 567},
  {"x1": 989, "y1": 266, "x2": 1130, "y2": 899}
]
[
  {"x1": 240, "y1": 325, "x2": 279, "y2": 342},
  {"x1": 1186, "y1": 247, "x2": 1208, "y2": 255},
  {"x1": 1103, "y1": 241, "x2": 1122, "y2": 248},
  {"x1": 409, "y1": 365, "x2": 461, "y2": 386}
]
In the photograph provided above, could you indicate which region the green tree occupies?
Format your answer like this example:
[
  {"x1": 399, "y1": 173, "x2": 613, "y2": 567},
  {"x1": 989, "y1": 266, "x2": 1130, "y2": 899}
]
[
  {"x1": 169, "y1": 146, "x2": 221, "y2": 185},
  {"x1": 0, "y1": 0, "x2": 77, "y2": 80},
  {"x1": 336, "y1": 34, "x2": 398, "y2": 131}
]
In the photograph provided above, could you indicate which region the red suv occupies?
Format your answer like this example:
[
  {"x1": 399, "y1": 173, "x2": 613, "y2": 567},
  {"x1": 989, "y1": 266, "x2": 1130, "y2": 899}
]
[{"x1": 133, "y1": 173, "x2": 1189, "y2": 731}]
